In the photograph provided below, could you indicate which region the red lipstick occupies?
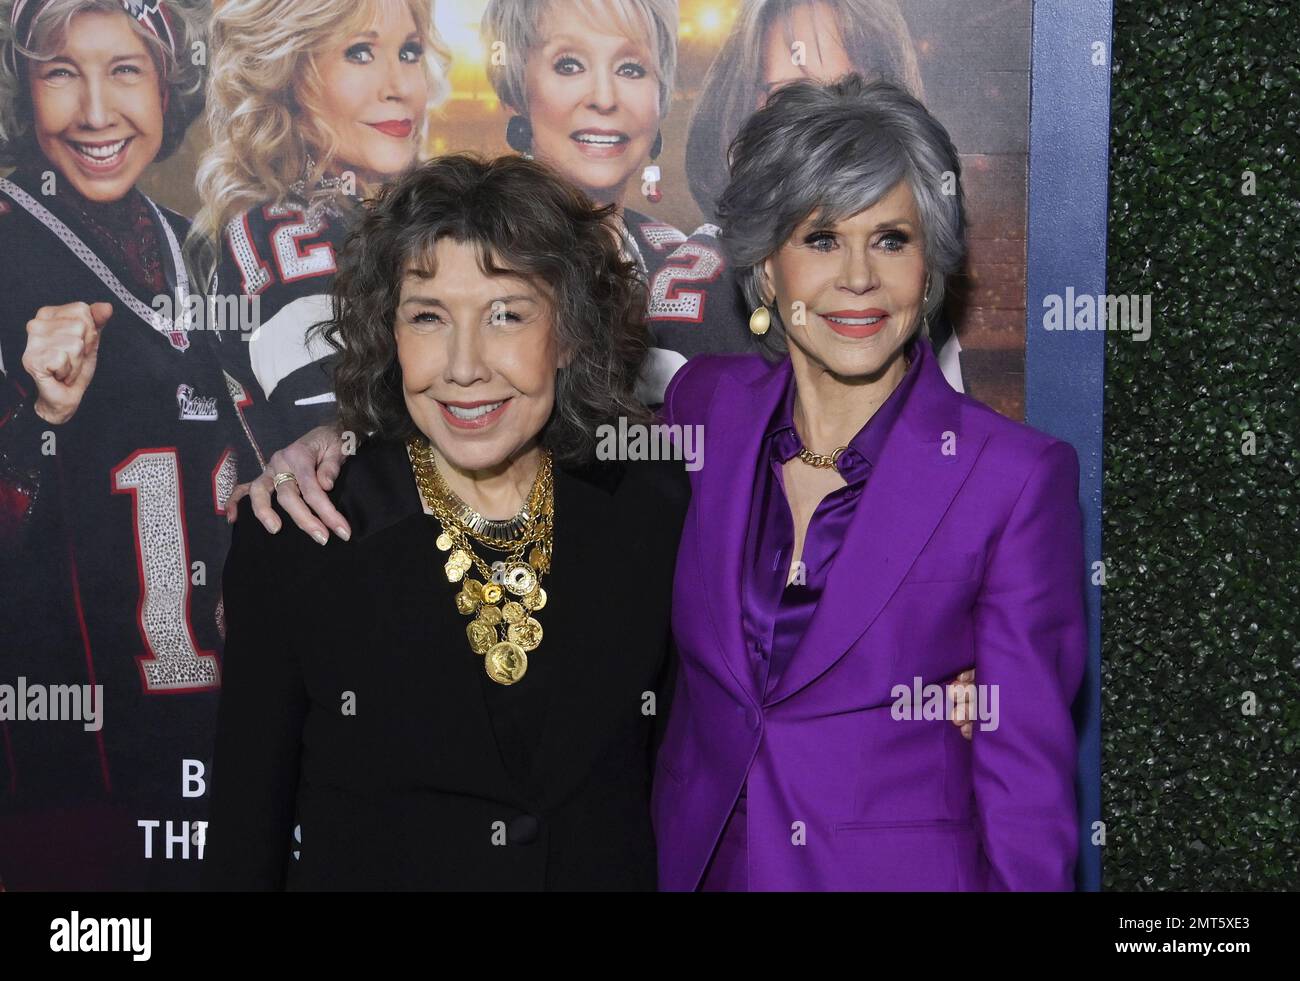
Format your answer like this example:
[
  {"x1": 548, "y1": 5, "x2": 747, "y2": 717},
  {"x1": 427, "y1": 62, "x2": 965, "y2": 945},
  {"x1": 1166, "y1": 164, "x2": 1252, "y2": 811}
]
[
  {"x1": 821, "y1": 309, "x2": 889, "y2": 339},
  {"x1": 369, "y1": 119, "x2": 414, "y2": 139}
]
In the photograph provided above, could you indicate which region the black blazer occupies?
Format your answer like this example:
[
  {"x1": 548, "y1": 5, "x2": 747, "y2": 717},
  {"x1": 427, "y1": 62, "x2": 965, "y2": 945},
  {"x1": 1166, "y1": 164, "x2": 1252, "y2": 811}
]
[{"x1": 203, "y1": 438, "x2": 689, "y2": 890}]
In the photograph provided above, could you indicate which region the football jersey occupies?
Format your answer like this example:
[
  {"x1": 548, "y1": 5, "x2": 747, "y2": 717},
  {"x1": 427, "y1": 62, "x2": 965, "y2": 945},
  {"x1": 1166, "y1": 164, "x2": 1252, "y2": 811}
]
[
  {"x1": 210, "y1": 195, "x2": 361, "y2": 456},
  {"x1": 623, "y1": 209, "x2": 758, "y2": 361},
  {"x1": 0, "y1": 166, "x2": 252, "y2": 889}
]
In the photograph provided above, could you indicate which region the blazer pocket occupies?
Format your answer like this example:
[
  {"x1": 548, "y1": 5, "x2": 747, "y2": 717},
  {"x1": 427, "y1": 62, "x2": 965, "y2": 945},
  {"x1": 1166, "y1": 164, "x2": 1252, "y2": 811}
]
[
  {"x1": 833, "y1": 818, "x2": 975, "y2": 833},
  {"x1": 901, "y1": 549, "x2": 979, "y2": 584}
]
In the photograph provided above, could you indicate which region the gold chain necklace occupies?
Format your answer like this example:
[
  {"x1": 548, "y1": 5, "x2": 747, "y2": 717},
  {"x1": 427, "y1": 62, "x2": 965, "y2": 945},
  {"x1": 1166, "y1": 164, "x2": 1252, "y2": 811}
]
[
  {"x1": 796, "y1": 445, "x2": 847, "y2": 469},
  {"x1": 794, "y1": 353, "x2": 911, "y2": 470},
  {"x1": 407, "y1": 438, "x2": 554, "y2": 686}
]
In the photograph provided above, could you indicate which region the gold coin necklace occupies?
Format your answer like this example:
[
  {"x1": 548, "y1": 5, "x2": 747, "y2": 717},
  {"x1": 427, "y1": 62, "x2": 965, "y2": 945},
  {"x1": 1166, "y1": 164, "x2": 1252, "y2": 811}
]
[{"x1": 407, "y1": 438, "x2": 553, "y2": 686}]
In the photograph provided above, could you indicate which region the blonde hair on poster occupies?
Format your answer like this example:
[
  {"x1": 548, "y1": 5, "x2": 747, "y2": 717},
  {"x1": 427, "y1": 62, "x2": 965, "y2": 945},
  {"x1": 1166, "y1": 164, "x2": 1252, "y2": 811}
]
[{"x1": 189, "y1": 0, "x2": 451, "y2": 283}]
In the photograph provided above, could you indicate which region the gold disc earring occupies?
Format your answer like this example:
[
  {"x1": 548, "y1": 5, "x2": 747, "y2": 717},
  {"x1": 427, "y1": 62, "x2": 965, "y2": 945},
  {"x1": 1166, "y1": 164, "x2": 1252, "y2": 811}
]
[{"x1": 749, "y1": 306, "x2": 771, "y2": 336}]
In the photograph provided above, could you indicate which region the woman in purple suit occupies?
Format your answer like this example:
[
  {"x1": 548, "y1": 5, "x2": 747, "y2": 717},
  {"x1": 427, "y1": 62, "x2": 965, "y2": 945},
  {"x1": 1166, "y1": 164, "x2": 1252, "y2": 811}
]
[{"x1": 653, "y1": 75, "x2": 1086, "y2": 891}]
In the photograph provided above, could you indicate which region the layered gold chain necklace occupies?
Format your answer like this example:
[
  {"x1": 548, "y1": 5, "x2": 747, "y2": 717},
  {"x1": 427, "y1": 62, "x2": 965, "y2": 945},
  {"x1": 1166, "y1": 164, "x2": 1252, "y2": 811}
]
[{"x1": 407, "y1": 438, "x2": 554, "y2": 686}]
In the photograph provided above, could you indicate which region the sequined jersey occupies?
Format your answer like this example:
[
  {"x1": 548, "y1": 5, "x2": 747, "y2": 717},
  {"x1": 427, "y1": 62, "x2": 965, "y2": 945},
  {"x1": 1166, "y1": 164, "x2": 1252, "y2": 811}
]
[
  {"x1": 210, "y1": 195, "x2": 359, "y2": 455},
  {"x1": 0, "y1": 165, "x2": 255, "y2": 889},
  {"x1": 623, "y1": 208, "x2": 759, "y2": 361}
]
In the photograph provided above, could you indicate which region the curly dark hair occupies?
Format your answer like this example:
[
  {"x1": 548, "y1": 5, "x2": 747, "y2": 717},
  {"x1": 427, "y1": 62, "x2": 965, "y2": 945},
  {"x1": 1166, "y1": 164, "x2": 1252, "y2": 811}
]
[{"x1": 319, "y1": 153, "x2": 653, "y2": 467}]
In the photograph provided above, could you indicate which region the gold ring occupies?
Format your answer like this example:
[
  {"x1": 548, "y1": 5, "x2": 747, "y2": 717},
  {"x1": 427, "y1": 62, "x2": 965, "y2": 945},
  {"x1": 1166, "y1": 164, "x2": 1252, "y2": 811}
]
[{"x1": 272, "y1": 471, "x2": 298, "y2": 489}]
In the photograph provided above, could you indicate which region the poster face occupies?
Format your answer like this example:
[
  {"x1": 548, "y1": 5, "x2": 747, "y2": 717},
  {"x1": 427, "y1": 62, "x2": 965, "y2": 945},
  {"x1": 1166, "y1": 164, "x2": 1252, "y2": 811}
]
[{"x1": 1, "y1": 0, "x2": 1035, "y2": 890}]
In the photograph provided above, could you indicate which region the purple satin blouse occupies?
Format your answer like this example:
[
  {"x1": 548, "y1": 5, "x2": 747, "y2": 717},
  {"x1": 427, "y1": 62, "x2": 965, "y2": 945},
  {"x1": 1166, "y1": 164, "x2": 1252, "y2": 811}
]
[{"x1": 700, "y1": 338, "x2": 925, "y2": 891}]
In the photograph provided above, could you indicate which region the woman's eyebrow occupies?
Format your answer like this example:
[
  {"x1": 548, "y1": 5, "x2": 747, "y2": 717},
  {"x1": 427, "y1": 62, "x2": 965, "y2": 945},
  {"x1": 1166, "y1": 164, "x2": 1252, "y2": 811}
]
[
  {"x1": 542, "y1": 34, "x2": 587, "y2": 49},
  {"x1": 350, "y1": 30, "x2": 422, "y2": 41},
  {"x1": 399, "y1": 293, "x2": 535, "y2": 306},
  {"x1": 802, "y1": 216, "x2": 917, "y2": 232},
  {"x1": 869, "y1": 218, "x2": 917, "y2": 230},
  {"x1": 40, "y1": 52, "x2": 146, "y2": 68}
]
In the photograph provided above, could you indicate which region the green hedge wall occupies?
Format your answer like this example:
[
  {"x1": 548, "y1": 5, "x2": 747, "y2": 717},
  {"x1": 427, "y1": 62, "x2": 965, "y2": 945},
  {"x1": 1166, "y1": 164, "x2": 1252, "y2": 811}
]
[{"x1": 1104, "y1": 1, "x2": 1299, "y2": 889}]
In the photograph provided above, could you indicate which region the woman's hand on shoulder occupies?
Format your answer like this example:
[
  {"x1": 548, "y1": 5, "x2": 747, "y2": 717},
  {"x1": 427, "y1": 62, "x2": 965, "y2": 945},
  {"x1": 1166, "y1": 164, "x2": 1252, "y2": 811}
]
[
  {"x1": 225, "y1": 424, "x2": 351, "y2": 544},
  {"x1": 948, "y1": 668, "x2": 975, "y2": 741}
]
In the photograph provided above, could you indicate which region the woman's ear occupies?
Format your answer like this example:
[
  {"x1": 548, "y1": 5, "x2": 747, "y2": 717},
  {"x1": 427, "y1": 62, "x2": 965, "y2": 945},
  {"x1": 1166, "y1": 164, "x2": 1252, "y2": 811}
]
[{"x1": 757, "y1": 256, "x2": 776, "y2": 307}]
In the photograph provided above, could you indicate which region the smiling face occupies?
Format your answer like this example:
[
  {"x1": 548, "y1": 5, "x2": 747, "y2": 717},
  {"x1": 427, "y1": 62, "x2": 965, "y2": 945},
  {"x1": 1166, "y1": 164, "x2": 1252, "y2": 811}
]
[
  {"x1": 308, "y1": 1, "x2": 430, "y2": 183},
  {"x1": 761, "y1": 180, "x2": 926, "y2": 379},
  {"x1": 522, "y1": 0, "x2": 661, "y2": 205},
  {"x1": 757, "y1": 1, "x2": 854, "y2": 108},
  {"x1": 27, "y1": 10, "x2": 165, "y2": 203},
  {"x1": 395, "y1": 237, "x2": 566, "y2": 475}
]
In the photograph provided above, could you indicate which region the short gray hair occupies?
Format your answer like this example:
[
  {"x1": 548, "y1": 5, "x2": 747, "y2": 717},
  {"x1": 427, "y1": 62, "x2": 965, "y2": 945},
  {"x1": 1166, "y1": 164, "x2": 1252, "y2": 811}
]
[
  {"x1": 717, "y1": 74, "x2": 966, "y2": 358},
  {"x1": 482, "y1": 0, "x2": 678, "y2": 119}
]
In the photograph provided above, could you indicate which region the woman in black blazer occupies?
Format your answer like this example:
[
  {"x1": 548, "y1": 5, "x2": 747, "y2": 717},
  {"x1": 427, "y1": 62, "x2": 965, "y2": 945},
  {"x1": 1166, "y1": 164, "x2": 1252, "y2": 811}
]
[{"x1": 203, "y1": 155, "x2": 687, "y2": 890}]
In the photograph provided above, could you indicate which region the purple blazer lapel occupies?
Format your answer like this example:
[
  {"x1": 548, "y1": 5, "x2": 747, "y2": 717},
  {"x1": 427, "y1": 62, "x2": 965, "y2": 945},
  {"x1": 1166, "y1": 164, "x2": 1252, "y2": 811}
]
[
  {"x1": 766, "y1": 348, "x2": 987, "y2": 705},
  {"x1": 693, "y1": 358, "x2": 794, "y2": 703}
]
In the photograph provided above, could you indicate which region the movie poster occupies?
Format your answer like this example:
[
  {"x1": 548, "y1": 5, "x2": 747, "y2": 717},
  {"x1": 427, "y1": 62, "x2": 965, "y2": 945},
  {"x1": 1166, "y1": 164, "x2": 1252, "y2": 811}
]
[{"x1": 0, "y1": 0, "x2": 1034, "y2": 890}]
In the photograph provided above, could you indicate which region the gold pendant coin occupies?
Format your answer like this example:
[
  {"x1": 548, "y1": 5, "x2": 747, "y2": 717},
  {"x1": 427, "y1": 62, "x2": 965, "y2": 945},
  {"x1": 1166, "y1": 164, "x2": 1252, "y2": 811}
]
[
  {"x1": 476, "y1": 605, "x2": 503, "y2": 627},
  {"x1": 436, "y1": 532, "x2": 453, "y2": 552},
  {"x1": 445, "y1": 549, "x2": 472, "y2": 583},
  {"x1": 522, "y1": 586, "x2": 547, "y2": 611},
  {"x1": 481, "y1": 582, "x2": 503, "y2": 605},
  {"x1": 507, "y1": 617, "x2": 543, "y2": 652},
  {"x1": 485, "y1": 642, "x2": 528, "y2": 685},
  {"x1": 502, "y1": 601, "x2": 525, "y2": 625},
  {"x1": 467, "y1": 620, "x2": 496, "y2": 654}
]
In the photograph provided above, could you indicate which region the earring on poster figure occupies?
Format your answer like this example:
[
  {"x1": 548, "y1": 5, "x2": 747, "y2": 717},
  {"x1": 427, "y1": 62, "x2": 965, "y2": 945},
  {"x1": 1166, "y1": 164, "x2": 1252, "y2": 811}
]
[
  {"x1": 506, "y1": 115, "x2": 534, "y2": 161},
  {"x1": 921, "y1": 274, "x2": 932, "y2": 333},
  {"x1": 641, "y1": 131, "x2": 664, "y2": 203}
]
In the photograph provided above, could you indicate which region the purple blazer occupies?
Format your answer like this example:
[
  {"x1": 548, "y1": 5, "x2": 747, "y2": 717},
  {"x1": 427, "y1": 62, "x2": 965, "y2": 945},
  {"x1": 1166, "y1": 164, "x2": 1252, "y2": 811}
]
[{"x1": 653, "y1": 342, "x2": 1087, "y2": 891}]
